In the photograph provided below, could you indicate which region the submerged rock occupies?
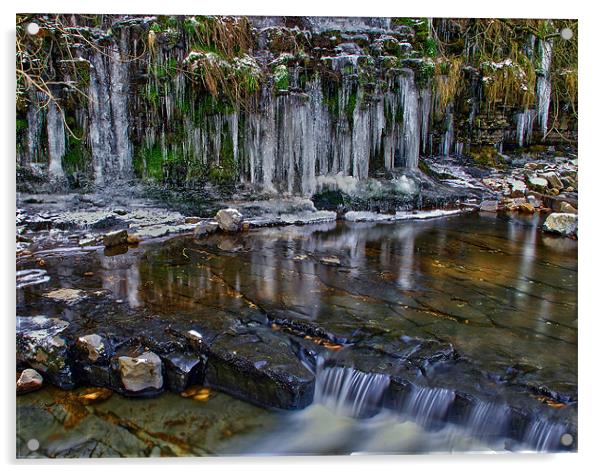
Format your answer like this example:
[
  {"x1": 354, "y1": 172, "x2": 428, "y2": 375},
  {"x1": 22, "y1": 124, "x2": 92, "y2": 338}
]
[
  {"x1": 543, "y1": 213, "x2": 578, "y2": 238},
  {"x1": 117, "y1": 351, "x2": 163, "y2": 394},
  {"x1": 17, "y1": 368, "x2": 43, "y2": 394},
  {"x1": 103, "y1": 229, "x2": 128, "y2": 247},
  {"x1": 216, "y1": 208, "x2": 244, "y2": 232}
]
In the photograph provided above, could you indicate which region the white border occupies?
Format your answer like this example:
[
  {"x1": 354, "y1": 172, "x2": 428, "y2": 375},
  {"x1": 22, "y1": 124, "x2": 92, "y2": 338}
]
[{"x1": 2, "y1": 1, "x2": 596, "y2": 471}]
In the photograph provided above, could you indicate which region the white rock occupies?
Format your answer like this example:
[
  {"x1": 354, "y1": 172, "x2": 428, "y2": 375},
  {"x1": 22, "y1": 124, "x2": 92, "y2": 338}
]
[
  {"x1": 542, "y1": 213, "x2": 578, "y2": 238},
  {"x1": 118, "y1": 352, "x2": 163, "y2": 392},
  {"x1": 17, "y1": 368, "x2": 43, "y2": 394},
  {"x1": 215, "y1": 208, "x2": 243, "y2": 232}
]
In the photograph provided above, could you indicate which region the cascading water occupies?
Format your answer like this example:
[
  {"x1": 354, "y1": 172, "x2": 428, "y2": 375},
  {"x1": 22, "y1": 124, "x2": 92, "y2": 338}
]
[
  {"x1": 400, "y1": 385, "x2": 456, "y2": 428},
  {"x1": 313, "y1": 363, "x2": 390, "y2": 417},
  {"x1": 466, "y1": 400, "x2": 510, "y2": 438},
  {"x1": 524, "y1": 418, "x2": 569, "y2": 451}
]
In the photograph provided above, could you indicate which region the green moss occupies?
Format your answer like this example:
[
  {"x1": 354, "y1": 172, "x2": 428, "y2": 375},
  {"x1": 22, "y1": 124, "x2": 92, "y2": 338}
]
[
  {"x1": 209, "y1": 130, "x2": 237, "y2": 185},
  {"x1": 415, "y1": 60, "x2": 435, "y2": 89},
  {"x1": 274, "y1": 64, "x2": 289, "y2": 91},
  {"x1": 468, "y1": 146, "x2": 507, "y2": 168},
  {"x1": 345, "y1": 86, "x2": 358, "y2": 123}
]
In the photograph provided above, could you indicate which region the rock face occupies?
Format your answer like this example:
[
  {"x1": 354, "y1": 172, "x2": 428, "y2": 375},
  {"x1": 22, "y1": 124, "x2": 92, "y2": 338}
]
[
  {"x1": 215, "y1": 208, "x2": 243, "y2": 233},
  {"x1": 543, "y1": 213, "x2": 578, "y2": 238},
  {"x1": 117, "y1": 352, "x2": 163, "y2": 394},
  {"x1": 103, "y1": 229, "x2": 128, "y2": 247},
  {"x1": 17, "y1": 368, "x2": 43, "y2": 394}
]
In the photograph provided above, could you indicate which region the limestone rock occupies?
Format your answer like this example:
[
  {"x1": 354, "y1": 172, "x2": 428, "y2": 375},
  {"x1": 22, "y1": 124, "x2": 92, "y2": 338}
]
[
  {"x1": 527, "y1": 175, "x2": 548, "y2": 193},
  {"x1": 77, "y1": 334, "x2": 106, "y2": 363},
  {"x1": 507, "y1": 178, "x2": 527, "y2": 197},
  {"x1": 117, "y1": 352, "x2": 163, "y2": 393},
  {"x1": 540, "y1": 172, "x2": 564, "y2": 190},
  {"x1": 559, "y1": 202, "x2": 578, "y2": 214},
  {"x1": 16, "y1": 316, "x2": 73, "y2": 388},
  {"x1": 103, "y1": 229, "x2": 128, "y2": 247},
  {"x1": 17, "y1": 368, "x2": 43, "y2": 394},
  {"x1": 542, "y1": 213, "x2": 578, "y2": 238},
  {"x1": 518, "y1": 203, "x2": 535, "y2": 214},
  {"x1": 215, "y1": 208, "x2": 243, "y2": 233}
]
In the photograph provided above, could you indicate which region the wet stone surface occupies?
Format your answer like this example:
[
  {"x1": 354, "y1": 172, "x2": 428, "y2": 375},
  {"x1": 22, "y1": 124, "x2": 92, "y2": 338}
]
[{"x1": 16, "y1": 212, "x2": 577, "y2": 453}]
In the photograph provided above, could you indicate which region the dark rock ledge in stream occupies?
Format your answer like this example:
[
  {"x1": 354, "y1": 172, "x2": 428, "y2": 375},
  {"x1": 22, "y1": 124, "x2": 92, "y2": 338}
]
[{"x1": 16, "y1": 288, "x2": 576, "y2": 451}]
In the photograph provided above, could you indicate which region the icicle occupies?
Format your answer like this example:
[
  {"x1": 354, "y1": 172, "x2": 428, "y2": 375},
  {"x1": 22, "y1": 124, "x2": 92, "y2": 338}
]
[
  {"x1": 46, "y1": 100, "x2": 66, "y2": 179},
  {"x1": 536, "y1": 39, "x2": 552, "y2": 137}
]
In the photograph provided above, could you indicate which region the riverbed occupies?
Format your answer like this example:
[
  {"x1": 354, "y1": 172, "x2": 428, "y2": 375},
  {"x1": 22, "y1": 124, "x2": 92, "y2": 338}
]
[{"x1": 16, "y1": 211, "x2": 578, "y2": 457}]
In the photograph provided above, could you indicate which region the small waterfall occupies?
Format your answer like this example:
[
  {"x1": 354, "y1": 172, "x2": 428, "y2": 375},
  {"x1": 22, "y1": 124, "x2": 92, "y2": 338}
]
[
  {"x1": 401, "y1": 385, "x2": 455, "y2": 428},
  {"x1": 314, "y1": 364, "x2": 390, "y2": 417},
  {"x1": 536, "y1": 39, "x2": 552, "y2": 137},
  {"x1": 524, "y1": 418, "x2": 569, "y2": 452},
  {"x1": 467, "y1": 400, "x2": 510, "y2": 438}
]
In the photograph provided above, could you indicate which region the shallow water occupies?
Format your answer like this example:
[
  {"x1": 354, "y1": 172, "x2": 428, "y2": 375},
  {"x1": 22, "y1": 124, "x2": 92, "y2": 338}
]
[{"x1": 16, "y1": 211, "x2": 577, "y2": 456}]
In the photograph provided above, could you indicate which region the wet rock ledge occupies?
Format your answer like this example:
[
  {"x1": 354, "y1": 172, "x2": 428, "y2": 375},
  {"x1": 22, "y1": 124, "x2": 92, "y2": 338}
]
[{"x1": 17, "y1": 288, "x2": 577, "y2": 451}]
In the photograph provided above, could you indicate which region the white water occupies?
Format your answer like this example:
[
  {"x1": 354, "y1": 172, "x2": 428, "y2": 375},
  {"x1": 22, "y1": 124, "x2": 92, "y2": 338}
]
[
  {"x1": 314, "y1": 364, "x2": 390, "y2": 417},
  {"x1": 401, "y1": 385, "x2": 456, "y2": 428},
  {"x1": 524, "y1": 418, "x2": 567, "y2": 451}
]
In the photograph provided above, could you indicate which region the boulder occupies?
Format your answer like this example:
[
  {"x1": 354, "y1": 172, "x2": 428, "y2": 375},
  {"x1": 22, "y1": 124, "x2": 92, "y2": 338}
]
[
  {"x1": 16, "y1": 316, "x2": 73, "y2": 388},
  {"x1": 527, "y1": 175, "x2": 548, "y2": 193},
  {"x1": 507, "y1": 178, "x2": 527, "y2": 197},
  {"x1": 559, "y1": 202, "x2": 578, "y2": 214},
  {"x1": 103, "y1": 229, "x2": 128, "y2": 247},
  {"x1": 479, "y1": 200, "x2": 499, "y2": 213},
  {"x1": 540, "y1": 172, "x2": 564, "y2": 190},
  {"x1": 518, "y1": 203, "x2": 535, "y2": 214},
  {"x1": 17, "y1": 368, "x2": 43, "y2": 394},
  {"x1": 77, "y1": 334, "x2": 106, "y2": 363},
  {"x1": 561, "y1": 176, "x2": 576, "y2": 189},
  {"x1": 215, "y1": 208, "x2": 244, "y2": 233},
  {"x1": 117, "y1": 351, "x2": 163, "y2": 394},
  {"x1": 542, "y1": 213, "x2": 578, "y2": 238}
]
